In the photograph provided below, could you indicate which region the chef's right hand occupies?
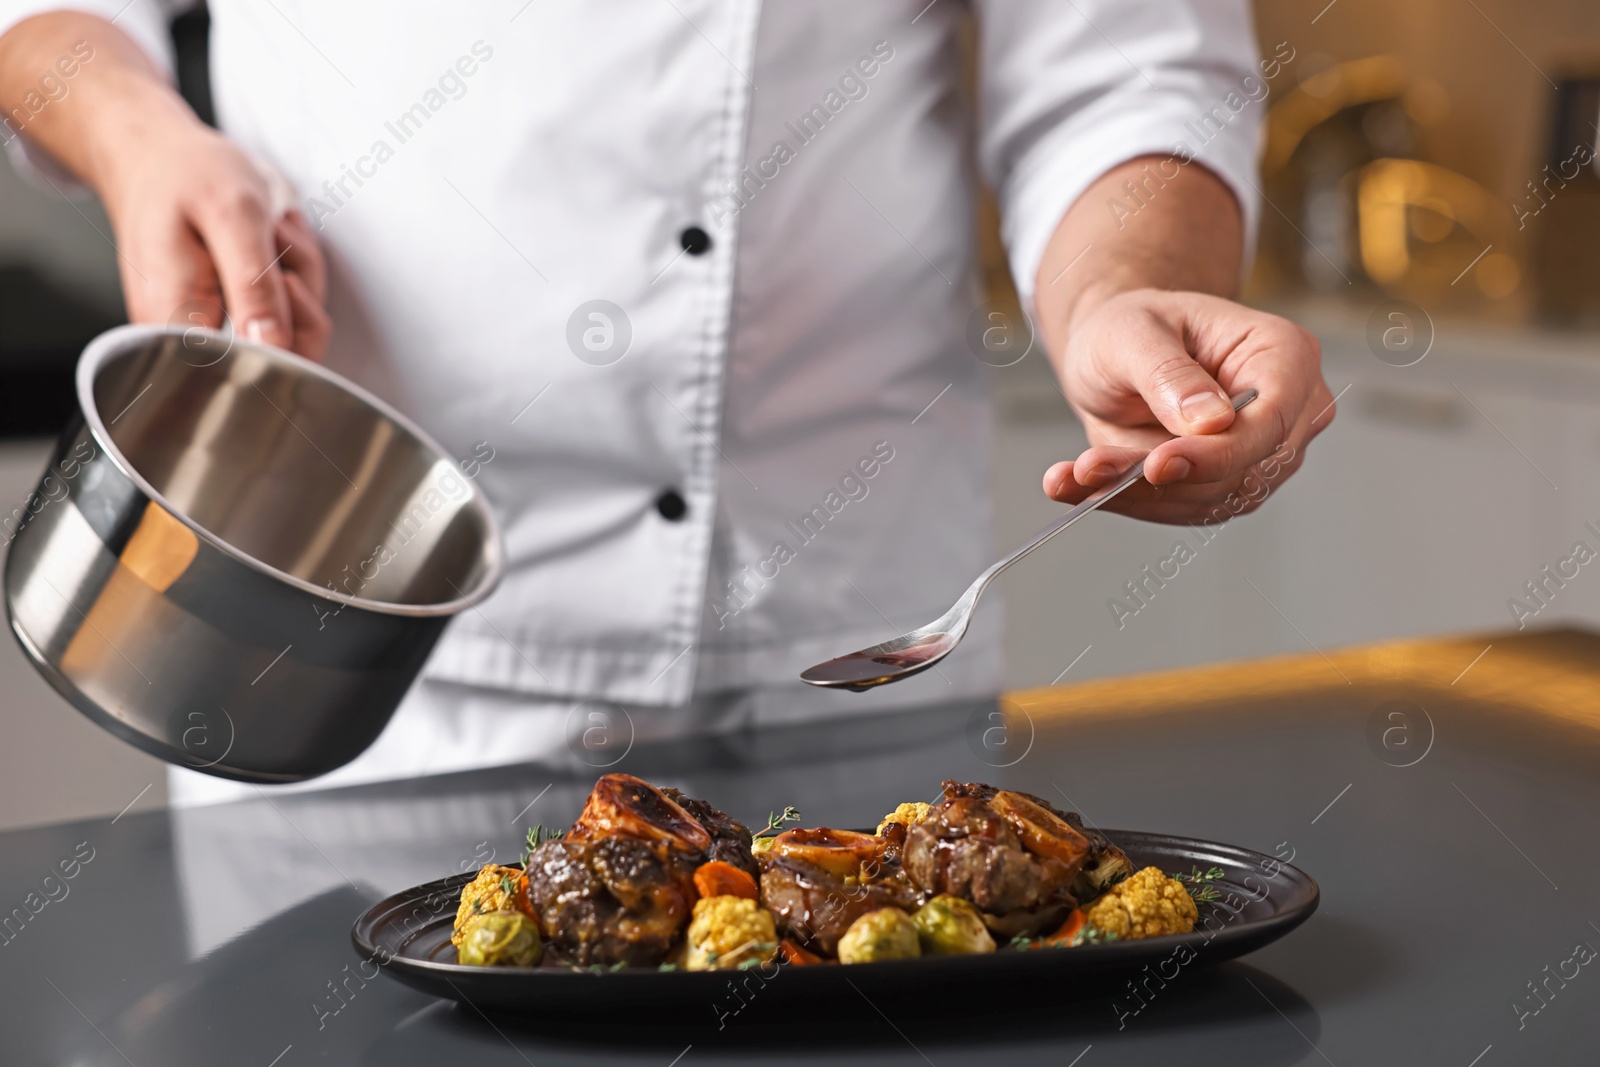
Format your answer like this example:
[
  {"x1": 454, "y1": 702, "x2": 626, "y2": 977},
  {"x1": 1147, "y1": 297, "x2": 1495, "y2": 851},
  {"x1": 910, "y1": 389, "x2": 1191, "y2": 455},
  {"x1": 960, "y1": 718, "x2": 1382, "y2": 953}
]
[
  {"x1": 0, "y1": 12, "x2": 329, "y2": 359},
  {"x1": 95, "y1": 111, "x2": 331, "y2": 360}
]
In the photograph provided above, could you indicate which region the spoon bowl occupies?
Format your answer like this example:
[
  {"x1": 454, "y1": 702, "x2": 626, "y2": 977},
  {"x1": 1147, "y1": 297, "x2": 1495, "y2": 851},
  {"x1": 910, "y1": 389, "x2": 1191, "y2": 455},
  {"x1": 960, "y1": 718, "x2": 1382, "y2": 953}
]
[{"x1": 797, "y1": 621, "x2": 965, "y2": 692}]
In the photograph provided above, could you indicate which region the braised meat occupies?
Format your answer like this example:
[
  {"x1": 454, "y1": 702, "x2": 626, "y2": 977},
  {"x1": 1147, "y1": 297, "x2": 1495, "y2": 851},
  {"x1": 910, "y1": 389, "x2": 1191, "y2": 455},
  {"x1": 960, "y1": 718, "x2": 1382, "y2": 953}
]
[
  {"x1": 523, "y1": 834, "x2": 694, "y2": 966},
  {"x1": 949, "y1": 782, "x2": 1136, "y2": 900},
  {"x1": 522, "y1": 773, "x2": 756, "y2": 966},
  {"x1": 1060, "y1": 809, "x2": 1135, "y2": 901},
  {"x1": 661, "y1": 787, "x2": 760, "y2": 880},
  {"x1": 759, "y1": 827, "x2": 923, "y2": 955},
  {"x1": 879, "y1": 819, "x2": 911, "y2": 864},
  {"x1": 901, "y1": 780, "x2": 1096, "y2": 938},
  {"x1": 566, "y1": 773, "x2": 712, "y2": 851}
]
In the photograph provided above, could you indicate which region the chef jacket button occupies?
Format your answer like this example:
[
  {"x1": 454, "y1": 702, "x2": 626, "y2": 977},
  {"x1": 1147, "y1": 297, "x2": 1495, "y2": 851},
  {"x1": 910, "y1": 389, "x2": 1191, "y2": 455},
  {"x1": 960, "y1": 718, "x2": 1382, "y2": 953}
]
[
  {"x1": 679, "y1": 226, "x2": 712, "y2": 256},
  {"x1": 655, "y1": 489, "x2": 688, "y2": 521}
]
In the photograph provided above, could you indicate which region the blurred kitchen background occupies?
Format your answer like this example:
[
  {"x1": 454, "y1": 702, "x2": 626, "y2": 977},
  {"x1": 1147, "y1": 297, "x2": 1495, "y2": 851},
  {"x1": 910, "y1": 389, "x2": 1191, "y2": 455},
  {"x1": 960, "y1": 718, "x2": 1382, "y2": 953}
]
[{"x1": 3, "y1": 0, "x2": 1599, "y2": 830}]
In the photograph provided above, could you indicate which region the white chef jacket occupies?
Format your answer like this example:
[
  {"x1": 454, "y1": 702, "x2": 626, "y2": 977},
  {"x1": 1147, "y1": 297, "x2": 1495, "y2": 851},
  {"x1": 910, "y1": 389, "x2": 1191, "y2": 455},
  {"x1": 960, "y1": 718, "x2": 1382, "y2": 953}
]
[{"x1": 3, "y1": 0, "x2": 1262, "y2": 798}]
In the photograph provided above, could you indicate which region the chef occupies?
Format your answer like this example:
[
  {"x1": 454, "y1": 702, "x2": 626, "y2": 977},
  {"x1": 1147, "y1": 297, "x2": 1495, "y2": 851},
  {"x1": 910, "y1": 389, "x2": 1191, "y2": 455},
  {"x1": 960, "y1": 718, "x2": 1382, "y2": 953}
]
[{"x1": 0, "y1": 1, "x2": 1333, "y2": 805}]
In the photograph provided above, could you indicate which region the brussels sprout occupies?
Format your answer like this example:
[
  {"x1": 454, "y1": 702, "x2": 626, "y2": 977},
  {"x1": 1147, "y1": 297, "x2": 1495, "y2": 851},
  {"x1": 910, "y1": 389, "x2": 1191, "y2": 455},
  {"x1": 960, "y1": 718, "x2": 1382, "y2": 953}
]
[
  {"x1": 912, "y1": 895, "x2": 997, "y2": 956},
  {"x1": 837, "y1": 908, "x2": 921, "y2": 964},
  {"x1": 751, "y1": 836, "x2": 776, "y2": 857},
  {"x1": 456, "y1": 910, "x2": 542, "y2": 967}
]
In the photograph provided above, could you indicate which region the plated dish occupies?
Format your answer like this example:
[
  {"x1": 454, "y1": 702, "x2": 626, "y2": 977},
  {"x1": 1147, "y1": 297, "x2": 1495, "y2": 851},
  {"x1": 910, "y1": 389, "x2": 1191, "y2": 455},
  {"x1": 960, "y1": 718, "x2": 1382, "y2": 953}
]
[{"x1": 353, "y1": 773, "x2": 1318, "y2": 1013}]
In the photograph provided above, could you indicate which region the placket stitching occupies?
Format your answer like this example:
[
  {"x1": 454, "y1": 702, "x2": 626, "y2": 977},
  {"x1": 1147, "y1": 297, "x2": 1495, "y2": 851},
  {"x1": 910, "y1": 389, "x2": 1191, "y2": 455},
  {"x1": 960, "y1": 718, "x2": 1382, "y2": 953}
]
[{"x1": 658, "y1": 0, "x2": 764, "y2": 701}]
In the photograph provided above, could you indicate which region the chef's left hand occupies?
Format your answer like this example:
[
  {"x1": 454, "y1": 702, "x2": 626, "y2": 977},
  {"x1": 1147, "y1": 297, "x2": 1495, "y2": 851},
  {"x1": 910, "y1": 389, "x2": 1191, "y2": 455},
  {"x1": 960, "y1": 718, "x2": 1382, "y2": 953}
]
[{"x1": 1043, "y1": 288, "x2": 1335, "y2": 524}]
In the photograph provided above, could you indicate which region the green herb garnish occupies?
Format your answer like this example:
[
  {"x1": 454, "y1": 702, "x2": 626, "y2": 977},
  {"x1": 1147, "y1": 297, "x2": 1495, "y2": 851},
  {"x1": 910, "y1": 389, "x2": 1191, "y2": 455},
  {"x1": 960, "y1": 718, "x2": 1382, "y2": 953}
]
[
  {"x1": 752, "y1": 806, "x2": 802, "y2": 840},
  {"x1": 1010, "y1": 926, "x2": 1120, "y2": 951},
  {"x1": 1070, "y1": 926, "x2": 1120, "y2": 946},
  {"x1": 1176, "y1": 866, "x2": 1226, "y2": 903},
  {"x1": 519, "y1": 824, "x2": 565, "y2": 866}
]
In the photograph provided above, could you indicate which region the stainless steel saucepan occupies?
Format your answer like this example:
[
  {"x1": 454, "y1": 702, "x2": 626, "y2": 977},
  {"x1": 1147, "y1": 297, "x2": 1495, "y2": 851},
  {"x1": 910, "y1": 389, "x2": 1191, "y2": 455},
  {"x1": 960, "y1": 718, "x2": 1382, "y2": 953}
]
[{"x1": 4, "y1": 325, "x2": 504, "y2": 782}]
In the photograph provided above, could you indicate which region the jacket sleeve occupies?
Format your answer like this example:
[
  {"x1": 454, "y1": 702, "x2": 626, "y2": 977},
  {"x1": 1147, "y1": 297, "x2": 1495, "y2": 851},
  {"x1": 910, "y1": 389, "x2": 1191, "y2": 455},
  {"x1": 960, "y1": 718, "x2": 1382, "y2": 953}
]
[{"x1": 973, "y1": 0, "x2": 1270, "y2": 310}]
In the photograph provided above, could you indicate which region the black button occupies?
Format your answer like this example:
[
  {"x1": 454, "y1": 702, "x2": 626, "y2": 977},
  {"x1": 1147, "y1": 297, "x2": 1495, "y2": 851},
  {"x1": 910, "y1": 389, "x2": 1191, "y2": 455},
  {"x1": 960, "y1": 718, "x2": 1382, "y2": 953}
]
[
  {"x1": 655, "y1": 489, "x2": 688, "y2": 521},
  {"x1": 679, "y1": 226, "x2": 712, "y2": 256}
]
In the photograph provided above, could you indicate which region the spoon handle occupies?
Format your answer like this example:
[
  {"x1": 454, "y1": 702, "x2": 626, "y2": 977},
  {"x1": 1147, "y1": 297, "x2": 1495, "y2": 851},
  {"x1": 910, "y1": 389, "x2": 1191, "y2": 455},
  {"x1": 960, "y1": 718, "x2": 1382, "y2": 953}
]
[{"x1": 977, "y1": 389, "x2": 1259, "y2": 591}]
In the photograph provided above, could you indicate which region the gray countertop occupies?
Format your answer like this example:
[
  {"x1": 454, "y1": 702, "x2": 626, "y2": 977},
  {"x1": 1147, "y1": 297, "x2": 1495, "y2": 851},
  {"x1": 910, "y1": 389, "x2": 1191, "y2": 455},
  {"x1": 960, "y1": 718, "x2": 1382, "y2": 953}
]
[{"x1": 4, "y1": 633, "x2": 1599, "y2": 1066}]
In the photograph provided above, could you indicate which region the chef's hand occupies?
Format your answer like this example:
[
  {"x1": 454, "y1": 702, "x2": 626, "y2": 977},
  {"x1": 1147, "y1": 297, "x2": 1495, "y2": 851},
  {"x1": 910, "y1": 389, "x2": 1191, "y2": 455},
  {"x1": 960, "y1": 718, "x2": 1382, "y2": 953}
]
[
  {"x1": 102, "y1": 123, "x2": 331, "y2": 360},
  {"x1": 1034, "y1": 154, "x2": 1334, "y2": 524},
  {"x1": 1043, "y1": 289, "x2": 1333, "y2": 523},
  {"x1": 0, "y1": 12, "x2": 329, "y2": 359}
]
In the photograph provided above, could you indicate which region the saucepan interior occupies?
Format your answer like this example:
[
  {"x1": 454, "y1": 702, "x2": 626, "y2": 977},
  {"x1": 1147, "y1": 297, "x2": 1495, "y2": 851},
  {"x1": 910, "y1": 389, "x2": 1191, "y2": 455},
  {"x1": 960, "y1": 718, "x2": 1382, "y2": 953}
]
[{"x1": 83, "y1": 328, "x2": 500, "y2": 612}]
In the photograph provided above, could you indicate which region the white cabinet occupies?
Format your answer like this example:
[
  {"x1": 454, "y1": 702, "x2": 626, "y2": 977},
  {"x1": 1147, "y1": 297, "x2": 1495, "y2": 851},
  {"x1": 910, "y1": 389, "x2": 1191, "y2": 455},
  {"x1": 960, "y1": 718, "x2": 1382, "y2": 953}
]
[{"x1": 988, "y1": 305, "x2": 1600, "y2": 690}]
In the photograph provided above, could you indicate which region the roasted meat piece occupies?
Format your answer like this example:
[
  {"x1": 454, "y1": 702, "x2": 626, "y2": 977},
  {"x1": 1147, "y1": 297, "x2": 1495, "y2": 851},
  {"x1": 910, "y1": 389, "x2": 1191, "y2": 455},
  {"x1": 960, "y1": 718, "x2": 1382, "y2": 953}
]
[
  {"x1": 661, "y1": 787, "x2": 760, "y2": 880},
  {"x1": 524, "y1": 834, "x2": 693, "y2": 966},
  {"x1": 878, "y1": 820, "x2": 911, "y2": 864},
  {"x1": 522, "y1": 774, "x2": 757, "y2": 966},
  {"x1": 760, "y1": 827, "x2": 923, "y2": 955},
  {"x1": 1060, "y1": 809, "x2": 1134, "y2": 901},
  {"x1": 956, "y1": 782, "x2": 1136, "y2": 900},
  {"x1": 901, "y1": 780, "x2": 1096, "y2": 938},
  {"x1": 567, "y1": 773, "x2": 713, "y2": 852}
]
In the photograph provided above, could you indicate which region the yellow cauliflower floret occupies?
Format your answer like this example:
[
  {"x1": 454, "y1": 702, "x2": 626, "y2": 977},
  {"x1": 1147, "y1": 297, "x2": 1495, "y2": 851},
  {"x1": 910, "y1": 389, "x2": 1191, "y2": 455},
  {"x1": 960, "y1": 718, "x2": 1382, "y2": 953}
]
[
  {"x1": 685, "y1": 895, "x2": 779, "y2": 971},
  {"x1": 1086, "y1": 866, "x2": 1198, "y2": 940},
  {"x1": 453, "y1": 864, "x2": 523, "y2": 948},
  {"x1": 876, "y1": 801, "x2": 933, "y2": 836}
]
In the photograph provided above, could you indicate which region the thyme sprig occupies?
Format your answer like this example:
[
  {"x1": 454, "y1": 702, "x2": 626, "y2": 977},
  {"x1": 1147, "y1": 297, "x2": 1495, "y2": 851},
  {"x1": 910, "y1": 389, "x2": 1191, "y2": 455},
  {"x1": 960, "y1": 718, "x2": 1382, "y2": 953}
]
[
  {"x1": 752, "y1": 806, "x2": 802, "y2": 840},
  {"x1": 519, "y1": 824, "x2": 566, "y2": 867},
  {"x1": 1071, "y1": 926, "x2": 1120, "y2": 947},
  {"x1": 1010, "y1": 926, "x2": 1120, "y2": 951},
  {"x1": 1176, "y1": 865, "x2": 1226, "y2": 903},
  {"x1": 702, "y1": 941, "x2": 779, "y2": 970}
]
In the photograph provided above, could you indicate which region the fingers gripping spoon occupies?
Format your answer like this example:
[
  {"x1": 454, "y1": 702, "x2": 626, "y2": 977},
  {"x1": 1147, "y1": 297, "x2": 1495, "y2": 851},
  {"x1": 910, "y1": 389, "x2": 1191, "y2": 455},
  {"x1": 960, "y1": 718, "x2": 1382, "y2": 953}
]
[{"x1": 800, "y1": 389, "x2": 1258, "y2": 691}]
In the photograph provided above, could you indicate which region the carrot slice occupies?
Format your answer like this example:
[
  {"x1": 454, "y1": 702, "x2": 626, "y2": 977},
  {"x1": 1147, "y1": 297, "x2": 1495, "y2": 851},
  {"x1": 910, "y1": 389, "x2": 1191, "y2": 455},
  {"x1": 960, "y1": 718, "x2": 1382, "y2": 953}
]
[
  {"x1": 779, "y1": 939, "x2": 824, "y2": 965},
  {"x1": 693, "y1": 860, "x2": 759, "y2": 901},
  {"x1": 1043, "y1": 908, "x2": 1086, "y2": 945},
  {"x1": 512, "y1": 870, "x2": 540, "y2": 923}
]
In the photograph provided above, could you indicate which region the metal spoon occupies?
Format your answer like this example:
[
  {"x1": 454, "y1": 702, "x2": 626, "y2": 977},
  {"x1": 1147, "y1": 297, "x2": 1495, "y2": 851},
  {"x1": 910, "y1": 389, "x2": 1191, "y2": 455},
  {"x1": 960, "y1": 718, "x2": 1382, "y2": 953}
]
[{"x1": 800, "y1": 389, "x2": 1258, "y2": 691}]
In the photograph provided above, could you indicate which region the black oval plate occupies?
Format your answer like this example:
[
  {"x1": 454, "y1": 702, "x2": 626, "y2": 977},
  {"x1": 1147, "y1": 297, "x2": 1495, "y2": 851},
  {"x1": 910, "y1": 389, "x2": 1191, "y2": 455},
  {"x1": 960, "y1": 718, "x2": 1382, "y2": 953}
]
[{"x1": 351, "y1": 830, "x2": 1317, "y2": 1017}]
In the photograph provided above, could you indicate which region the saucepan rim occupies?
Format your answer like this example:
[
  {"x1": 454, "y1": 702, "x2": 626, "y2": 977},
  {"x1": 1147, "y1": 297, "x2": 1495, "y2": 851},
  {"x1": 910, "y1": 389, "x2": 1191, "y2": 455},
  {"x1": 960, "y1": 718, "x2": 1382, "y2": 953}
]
[{"x1": 74, "y1": 323, "x2": 505, "y2": 619}]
